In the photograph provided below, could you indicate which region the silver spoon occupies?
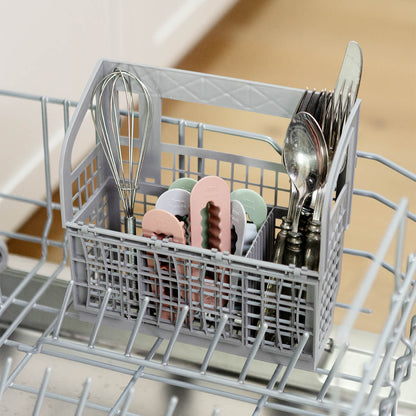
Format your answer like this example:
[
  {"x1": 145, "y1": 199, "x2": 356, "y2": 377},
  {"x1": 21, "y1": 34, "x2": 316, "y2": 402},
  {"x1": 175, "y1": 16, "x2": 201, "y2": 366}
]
[
  {"x1": 284, "y1": 112, "x2": 328, "y2": 234},
  {"x1": 282, "y1": 112, "x2": 328, "y2": 267},
  {"x1": 272, "y1": 107, "x2": 327, "y2": 264}
]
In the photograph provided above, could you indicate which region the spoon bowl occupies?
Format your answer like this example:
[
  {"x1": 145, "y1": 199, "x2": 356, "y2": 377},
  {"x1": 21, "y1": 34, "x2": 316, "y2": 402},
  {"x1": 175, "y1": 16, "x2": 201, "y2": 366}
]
[{"x1": 283, "y1": 111, "x2": 328, "y2": 234}]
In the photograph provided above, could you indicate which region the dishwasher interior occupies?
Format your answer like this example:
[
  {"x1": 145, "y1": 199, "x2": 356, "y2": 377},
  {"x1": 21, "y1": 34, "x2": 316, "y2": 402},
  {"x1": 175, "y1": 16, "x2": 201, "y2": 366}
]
[{"x1": 1, "y1": 70, "x2": 416, "y2": 416}]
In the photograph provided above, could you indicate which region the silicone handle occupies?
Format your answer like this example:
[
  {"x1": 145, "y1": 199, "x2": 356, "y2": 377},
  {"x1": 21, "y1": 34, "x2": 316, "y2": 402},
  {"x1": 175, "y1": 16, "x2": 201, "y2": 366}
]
[
  {"x1": 231, "y1": 199, "x2": 246, "y2": 256},
  {"x1": 230, "y1": 189, "x2": 267, "y2": 231},
  {"x1": 190, "y1": 176, "x2": 231, "y2": 252},
  {"x1": 156, "y1": 189, "x2": 190, "y2": 217},
  {"x1": 142, "y1": 209, "x2": 186, "y2": 245},
  {"x1": 169, "y1": 177, "x2": 197, "y2": 193}
]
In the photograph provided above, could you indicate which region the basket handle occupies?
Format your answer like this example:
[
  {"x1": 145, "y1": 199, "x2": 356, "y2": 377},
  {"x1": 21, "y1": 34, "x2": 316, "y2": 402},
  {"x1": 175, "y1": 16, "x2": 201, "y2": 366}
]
[{"x1": 319, "y1": 99, "x2": 361, "y2": 271}]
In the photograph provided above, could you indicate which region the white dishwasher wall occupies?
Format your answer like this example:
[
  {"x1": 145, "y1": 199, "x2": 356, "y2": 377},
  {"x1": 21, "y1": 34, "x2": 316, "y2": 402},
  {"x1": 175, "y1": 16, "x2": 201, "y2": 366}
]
[{"x1": 0, "y1": 0, "x2": 236, "y2": 233}]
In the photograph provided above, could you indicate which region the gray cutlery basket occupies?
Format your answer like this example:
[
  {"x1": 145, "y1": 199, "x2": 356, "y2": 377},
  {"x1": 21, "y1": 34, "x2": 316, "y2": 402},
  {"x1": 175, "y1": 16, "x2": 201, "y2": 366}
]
[{"x1": 60, "y1": 60, "x2": 360, "y2": 370}]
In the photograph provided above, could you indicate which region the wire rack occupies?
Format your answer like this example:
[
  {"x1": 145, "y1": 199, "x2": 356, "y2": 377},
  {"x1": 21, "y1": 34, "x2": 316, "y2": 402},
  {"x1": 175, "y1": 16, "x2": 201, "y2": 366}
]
[{"x1": 0, "y1": 88, "x2": 416, "y2": 416}]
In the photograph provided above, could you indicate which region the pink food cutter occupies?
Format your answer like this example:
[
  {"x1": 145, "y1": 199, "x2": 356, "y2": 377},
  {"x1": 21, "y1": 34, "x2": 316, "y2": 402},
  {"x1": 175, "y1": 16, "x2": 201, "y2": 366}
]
[
  {"x1": 190, "y1": 176, "x2": 231, "y2": 251},
  {"x1": 155, "y1": 188, "x2": 191, "y2": 243},
  {"x1": 142, "y1": 209, "x2": 186, "y2": 321},
  {"x1": 190, "y1": 176, "x2": 231, "y2": 308}
]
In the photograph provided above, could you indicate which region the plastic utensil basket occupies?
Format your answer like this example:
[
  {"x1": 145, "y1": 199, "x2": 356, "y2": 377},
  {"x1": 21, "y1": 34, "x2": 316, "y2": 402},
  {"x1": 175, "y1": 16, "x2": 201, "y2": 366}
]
[{"x1": 59, "y1": 60, "x2": 360, "y2": 370}]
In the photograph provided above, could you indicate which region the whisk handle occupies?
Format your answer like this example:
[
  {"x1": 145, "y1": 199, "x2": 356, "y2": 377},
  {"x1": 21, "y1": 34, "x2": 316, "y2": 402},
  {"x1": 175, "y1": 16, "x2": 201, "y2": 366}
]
[{"x1": 124, "y1": 216, "x2": 137, "y2": 235}]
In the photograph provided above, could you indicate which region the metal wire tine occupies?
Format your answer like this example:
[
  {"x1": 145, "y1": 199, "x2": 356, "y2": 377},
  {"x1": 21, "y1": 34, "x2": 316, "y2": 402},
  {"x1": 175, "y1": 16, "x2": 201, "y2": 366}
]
[
  {"x1": 94, "y1": 77, "x2": 129, "y2": 216},
  {"x1": 317, "y1": 342, "x2": 349, "y2": 401},
  {"x1": 32, "y1": 367, "x2": 51, "y2": 416},
  {"x1": 109, "y1": 75, "x2": 129, "y2": 212},
  {"x1": 118, "y1": 70, "x2": 136, "y2": 214},
  {"x1": 295, "y1": 88, "x2": 309, "y2": 114},
  {"x1": 89, "y1": 288, "x2": 112, "y2": 348},
  {"x1": 107, "y1": 72, "x2": 128, "y2": 213},
  {"x1": 162, "y1": 305, "x2": 189, "y2": 365},
  {"x1": 119, "y1": 387, "x2": 135, "y2": 416},
  {"x1": 252, "y1": 363, "x2": 284, "y2": 416},
  {"x1": 276, "y1": 332, "x2": 310, "y2": 392},
  {"x1": 128, "y1": 81, "x2": 137, "y2": 215},
  {"x1": 131, "y1": 74, "x2": 153, "y2": 202},
  {"x1": 378, "y1": 380, "x2": 397, "y2": 416},
  {"x1": 53, "y1": 280, "x2": 74, "y2": 340},
  {"x1": 0, "y1": 357, "x2": 12, "y2": 403},
  {"x1": 125, "y1": 296, "x2": 150, "y2": 356},
  {"x1": 238, "y1": 323, "x2": 268, "y2": 383},
  {"x1": 164, "y1": 395, "x2": 179, "y2": 416},
  {"x1": 111, "y1": 337, "x2": 163, "y2": 416},
  {"x1": 75, "y1": 377, "x2": 92, "y2": 416},
  {"x1": 200, "y1": 314, "x2": 228, "y2": 374},
  {"x1": 395, "y1": 335, "x2": 413, "y2": 383}
]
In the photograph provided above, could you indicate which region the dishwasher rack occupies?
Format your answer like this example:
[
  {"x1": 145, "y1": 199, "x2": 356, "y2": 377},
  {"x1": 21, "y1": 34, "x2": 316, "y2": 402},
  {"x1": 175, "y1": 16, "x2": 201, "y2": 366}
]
[{"x1": 0, "y1": 89, "x2": 416, "y2": 416}]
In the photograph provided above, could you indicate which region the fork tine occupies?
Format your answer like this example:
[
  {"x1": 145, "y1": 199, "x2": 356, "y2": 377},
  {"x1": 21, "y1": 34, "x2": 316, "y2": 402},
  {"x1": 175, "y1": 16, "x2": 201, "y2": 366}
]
[
  {"x1": 321, "y1": 90, "x2": 331, "y2": 133},
  {"x1": 313, "y1": 89, "x2": 325, "y2": 125},
  {"x1": 305, "y1": 88, "x2": 317, "y2": 113},
  {"x1": 311, "y1": 89, "x2": 323, "y2": 118},
  {"x1": 327, "y1": 93, "x2": 336, "y2": 153},
  {"x1": 336, "y1": 93, "x2": 343, "y2": 143},
  {"x1": 295, "y1": 88, "x2": 309, "y2": 114}
]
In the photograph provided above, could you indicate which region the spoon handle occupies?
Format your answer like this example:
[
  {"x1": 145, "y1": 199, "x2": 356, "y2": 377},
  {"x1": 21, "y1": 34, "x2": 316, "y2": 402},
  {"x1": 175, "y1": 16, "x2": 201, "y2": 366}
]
[
  {"x1": 282, "y1": 231, "x2": 304, "y2": 267},
  {"x1": 291, "y1": 192, "x2": 309, "y2": 234},
  {"x1": 304, "y1": 220, "x2": 321, "y2": 271},
  {"x1": 287, "y1": 180, "x2": 298, "y2": 221},
  {"x1": 272, "y1": 216, "x2": 291, "y2": 264},
  {"x1": 272, "y1": 181, "x2": 298, "y2": 265}
]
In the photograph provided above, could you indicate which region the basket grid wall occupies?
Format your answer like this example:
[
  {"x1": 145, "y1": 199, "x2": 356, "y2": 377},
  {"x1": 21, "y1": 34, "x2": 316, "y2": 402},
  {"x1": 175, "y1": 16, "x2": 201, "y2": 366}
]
[{"x1": 317, "y1": 186, "x2": 349, "y2": 347}]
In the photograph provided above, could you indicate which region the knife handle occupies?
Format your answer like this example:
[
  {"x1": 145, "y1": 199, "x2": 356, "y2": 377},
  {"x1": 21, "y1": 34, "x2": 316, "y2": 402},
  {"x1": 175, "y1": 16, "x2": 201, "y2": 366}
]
[
  {"x1": 304, "y1": 220, "x2": 321, "y2": 271},
  {"x1": 282, "y1": 231, "x2": 303, "y2": 268},
  {"x1": 272, "y1": 216, "x2": 291, "y2": 264}
]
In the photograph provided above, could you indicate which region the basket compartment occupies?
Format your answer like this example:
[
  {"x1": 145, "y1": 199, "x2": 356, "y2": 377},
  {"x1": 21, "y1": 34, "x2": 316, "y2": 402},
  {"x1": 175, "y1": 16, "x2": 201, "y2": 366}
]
[{"x1": 61, "y1": 61, "x2": 360, "y2": 370}]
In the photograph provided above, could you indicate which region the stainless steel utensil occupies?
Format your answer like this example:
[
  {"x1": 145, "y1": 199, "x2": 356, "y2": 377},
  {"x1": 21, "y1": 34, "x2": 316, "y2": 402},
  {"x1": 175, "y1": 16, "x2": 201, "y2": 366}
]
[
  {"x1": 304, "y1": 41, "x2": 362, "y2": 270},
  {"x1": 284, "y1": 112, "x2": 328, "y2": 235},
  {"x1": 327, "y1": 41, "x2": 362, "y2": 159},
  {"x1": 282, "y1": 112, "x2": 328, "y2": 267},
  {"x1": 273, "y1": 90, "x2": 328, "y2": 264},
  {"x1": 91, "y1": 68, "x2": 153, "y2": 235}
]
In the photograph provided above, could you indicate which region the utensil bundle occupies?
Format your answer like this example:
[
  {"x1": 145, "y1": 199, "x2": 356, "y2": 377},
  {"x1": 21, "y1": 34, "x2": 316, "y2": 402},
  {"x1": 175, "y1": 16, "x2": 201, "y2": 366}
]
[
  {"x1": 143, "y1": 176, "x2": 267, "y2": 256},
  {"x1": 143, "y1": 176, "x2": 267, "y2": 314},
  {"x1": 274, "y1": 41, "x2": 363, "y2": 270}
]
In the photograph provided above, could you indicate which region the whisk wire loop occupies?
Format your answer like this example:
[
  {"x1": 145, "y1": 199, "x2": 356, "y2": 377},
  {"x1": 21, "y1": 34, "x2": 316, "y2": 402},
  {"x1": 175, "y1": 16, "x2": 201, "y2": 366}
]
[{"x1": 91, "y1": 67, "x2": 153, "y2": 233}]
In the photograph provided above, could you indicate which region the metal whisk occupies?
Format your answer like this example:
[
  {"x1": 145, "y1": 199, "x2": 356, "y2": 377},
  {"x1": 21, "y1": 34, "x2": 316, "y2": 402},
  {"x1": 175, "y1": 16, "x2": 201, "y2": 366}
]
[{"x1": 91, "y1": 68, "x2": 153, "y2": 234}]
